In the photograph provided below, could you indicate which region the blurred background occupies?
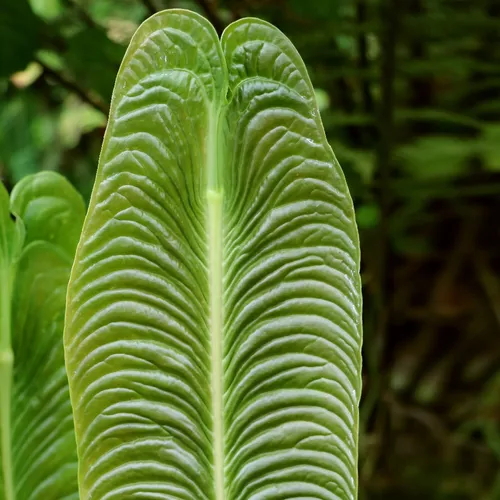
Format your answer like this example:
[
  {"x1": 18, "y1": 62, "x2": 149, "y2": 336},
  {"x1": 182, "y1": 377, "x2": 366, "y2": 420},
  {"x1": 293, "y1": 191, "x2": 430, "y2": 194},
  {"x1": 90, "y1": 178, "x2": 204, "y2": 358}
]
[{"x1": 2, "y1": 0, "x2": 500, "y2": 498}]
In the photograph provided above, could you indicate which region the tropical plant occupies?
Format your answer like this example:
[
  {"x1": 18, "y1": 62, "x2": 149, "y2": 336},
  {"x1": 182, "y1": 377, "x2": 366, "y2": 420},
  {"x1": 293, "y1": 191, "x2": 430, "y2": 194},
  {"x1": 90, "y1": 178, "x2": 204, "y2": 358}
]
[
  {"x1": 64, "y1": 8, "x2": 363, "y2": 500},
  {"x1": 0, "y1": 172, "x2": 84, "y2": 500}
]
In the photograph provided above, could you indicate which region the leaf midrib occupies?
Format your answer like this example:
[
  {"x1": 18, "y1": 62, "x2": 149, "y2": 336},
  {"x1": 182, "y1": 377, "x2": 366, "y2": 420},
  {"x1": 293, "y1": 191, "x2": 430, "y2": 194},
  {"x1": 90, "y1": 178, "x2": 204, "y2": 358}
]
[
  {"x1": 208, "y1": 104, "x2": 226, "y2": 500},
  {"x1": 208, "y1": 189, "x2": 224, "y2": 499}
]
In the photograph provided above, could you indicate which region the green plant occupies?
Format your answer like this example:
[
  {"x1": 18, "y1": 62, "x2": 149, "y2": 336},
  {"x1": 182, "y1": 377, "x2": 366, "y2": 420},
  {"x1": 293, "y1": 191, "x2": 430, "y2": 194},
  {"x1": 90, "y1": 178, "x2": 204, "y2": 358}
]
[
  {"x1": 64, "y1": 9, "x2": 362, "y2": 500},
  {"x1": 0, "y1": 172, "x2": 84, "y2": 499}
]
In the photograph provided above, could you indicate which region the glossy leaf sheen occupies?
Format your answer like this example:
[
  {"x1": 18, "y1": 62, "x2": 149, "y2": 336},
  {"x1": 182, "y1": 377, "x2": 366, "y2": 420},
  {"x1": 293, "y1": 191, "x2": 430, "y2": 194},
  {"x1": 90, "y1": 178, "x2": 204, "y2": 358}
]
[
  {"x1": 65, "y1": 9, "x2": 362, "y2": 500},
  {"x1": 1, "y1": 172, "x2": 85, "y2": 499}
]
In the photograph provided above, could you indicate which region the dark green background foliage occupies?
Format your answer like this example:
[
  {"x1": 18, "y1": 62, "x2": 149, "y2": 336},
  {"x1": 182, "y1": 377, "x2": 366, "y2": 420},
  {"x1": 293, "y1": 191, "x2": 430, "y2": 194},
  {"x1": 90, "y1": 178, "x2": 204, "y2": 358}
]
[{"x1": 1, "y1": 0, "x2": 500, "y2": 498}]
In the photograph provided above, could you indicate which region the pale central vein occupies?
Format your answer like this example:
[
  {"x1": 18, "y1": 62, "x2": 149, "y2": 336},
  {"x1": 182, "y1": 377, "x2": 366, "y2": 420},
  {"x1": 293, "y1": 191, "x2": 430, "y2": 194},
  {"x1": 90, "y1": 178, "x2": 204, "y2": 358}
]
[
  {"x1": 208, "y1": 191, "x2": 224, "y2": 499},
  {"x1": 207, "y1": 105, "x2": 225, "y2": 500}
]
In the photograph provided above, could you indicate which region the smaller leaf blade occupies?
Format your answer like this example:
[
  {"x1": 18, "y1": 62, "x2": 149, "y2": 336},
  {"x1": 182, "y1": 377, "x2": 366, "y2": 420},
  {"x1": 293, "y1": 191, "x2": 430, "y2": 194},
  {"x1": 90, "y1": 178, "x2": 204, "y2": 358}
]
[{"x1": 9, "y1": 172, "x2": 84, "y2": 499}]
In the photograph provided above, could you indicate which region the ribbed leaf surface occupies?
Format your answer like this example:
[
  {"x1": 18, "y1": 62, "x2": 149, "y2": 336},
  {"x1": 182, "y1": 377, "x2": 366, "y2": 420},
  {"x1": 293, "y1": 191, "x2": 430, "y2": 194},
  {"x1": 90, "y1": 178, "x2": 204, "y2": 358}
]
[{"x1": 65, "y1": 9, "x2": 362, "y2": 500}]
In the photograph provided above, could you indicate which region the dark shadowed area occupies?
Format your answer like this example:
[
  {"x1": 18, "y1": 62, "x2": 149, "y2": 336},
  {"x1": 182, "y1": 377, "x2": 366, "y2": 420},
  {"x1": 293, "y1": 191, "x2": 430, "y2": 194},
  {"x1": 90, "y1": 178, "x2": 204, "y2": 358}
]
[{"x1": 1, "y1": 0, "x2": 500, "y2": 498}]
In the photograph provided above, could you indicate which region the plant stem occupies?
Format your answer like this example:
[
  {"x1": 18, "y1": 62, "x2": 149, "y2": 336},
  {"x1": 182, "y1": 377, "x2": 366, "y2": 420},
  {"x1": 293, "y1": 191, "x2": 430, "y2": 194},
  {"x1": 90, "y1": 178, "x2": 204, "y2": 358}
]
[
  {"x1": 0, "y1": 354, "x2": 13, "y2": 500},
  {"x1": 362, "y1": 0, "x2": 399, "y2": 480},
  {"x1": 356, "y1": 0, "x2": 375, "y2": 145},
  {"x1": 0, "y1": 271, "x2": 14, "y2": 500}
]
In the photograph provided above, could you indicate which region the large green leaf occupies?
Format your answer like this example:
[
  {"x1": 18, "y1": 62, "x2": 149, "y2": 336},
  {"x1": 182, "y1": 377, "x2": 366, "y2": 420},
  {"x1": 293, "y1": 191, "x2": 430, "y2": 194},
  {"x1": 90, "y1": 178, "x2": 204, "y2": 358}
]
[
  {"x1": 0, "y1": 172, "x2": 84, "y2": 499},
  {"x1": 65, "y1": 9, "x2": 362, "y2": 500}
]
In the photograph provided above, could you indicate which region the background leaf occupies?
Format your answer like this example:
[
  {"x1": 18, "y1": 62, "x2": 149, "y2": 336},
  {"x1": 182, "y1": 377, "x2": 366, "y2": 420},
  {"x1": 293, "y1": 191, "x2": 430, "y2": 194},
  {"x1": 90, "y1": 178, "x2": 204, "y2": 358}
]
[
  {"x1": 64, "y1": 28, "x2": 126, "y2": 102},
  {"x1": 6, "y1": 171, "x2": 84, "y2": 499},
  {"x1": 0, "y1": 0, "x2": 42, "y2": 78}
]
